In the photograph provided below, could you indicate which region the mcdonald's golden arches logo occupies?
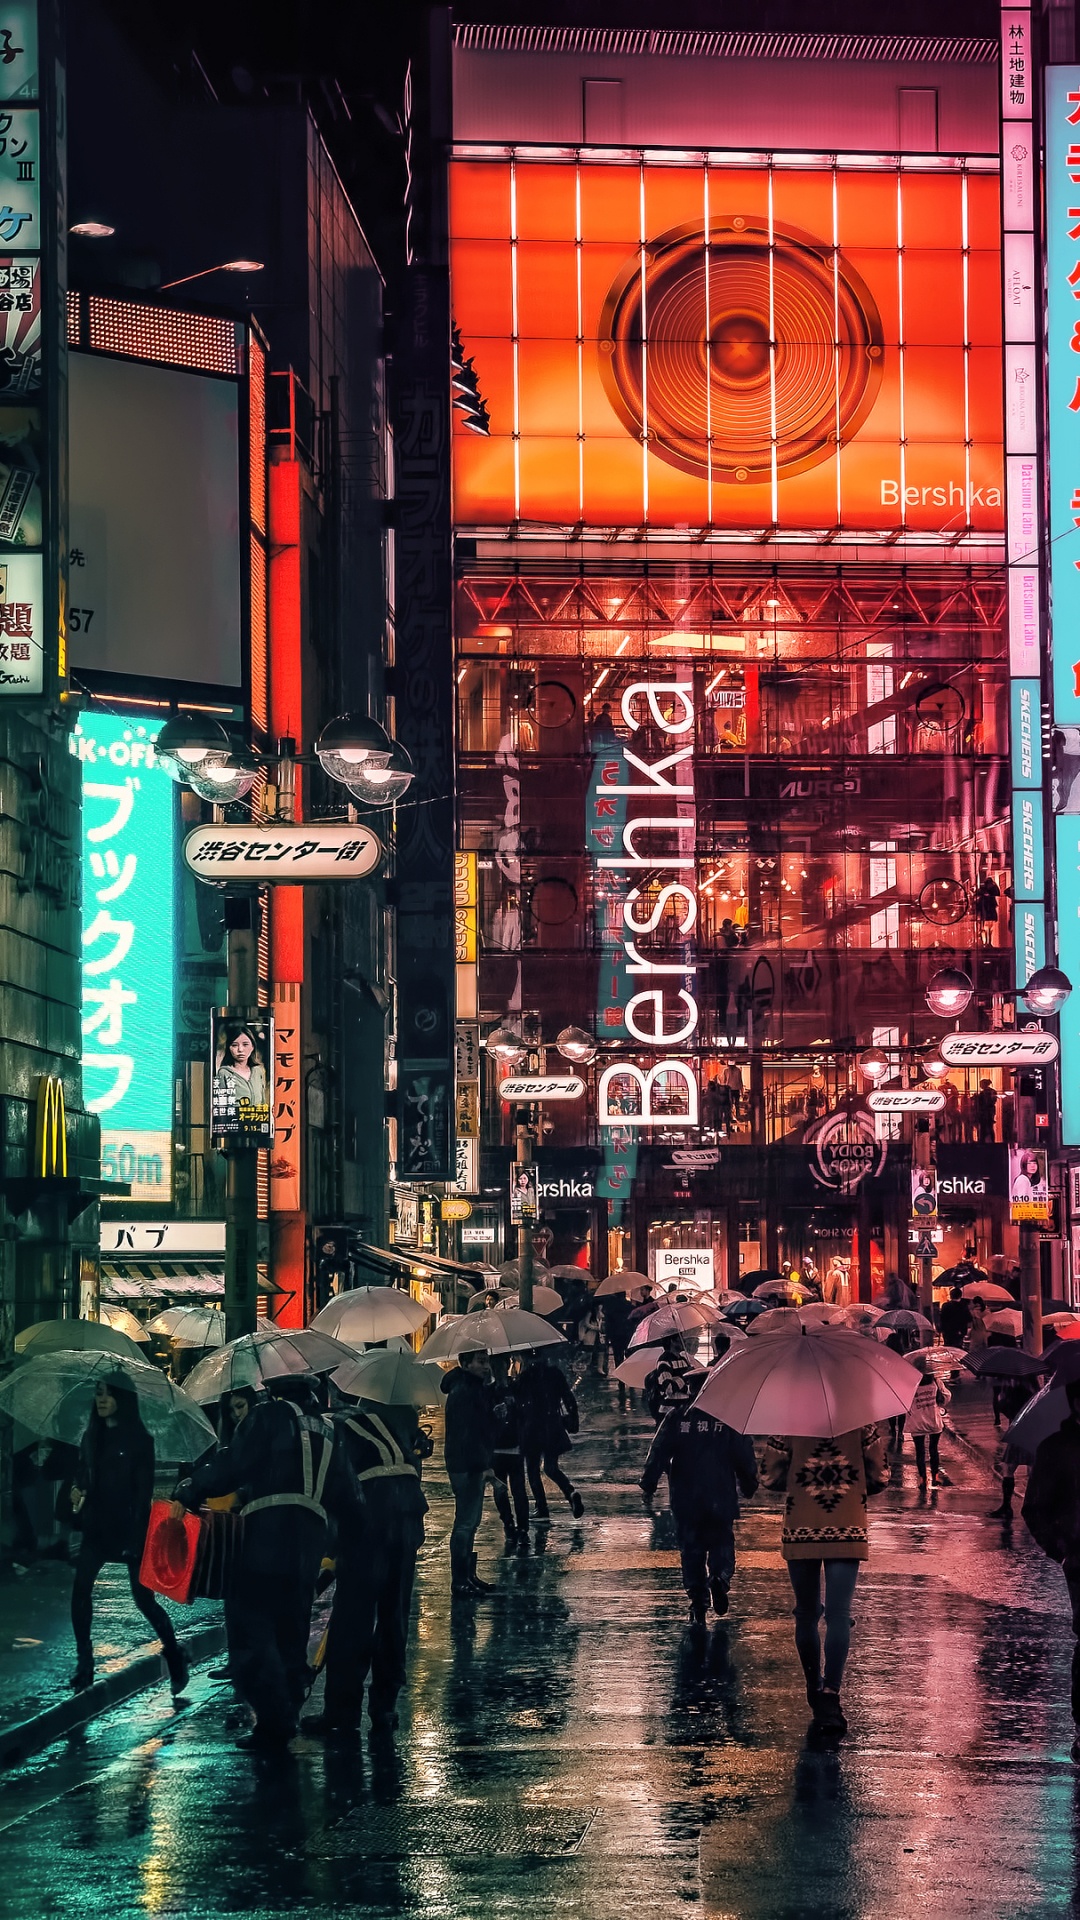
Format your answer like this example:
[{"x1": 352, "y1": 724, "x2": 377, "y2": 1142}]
[{"x1": 34, "y1": 1075, "x2": 68, "y2": 1180}]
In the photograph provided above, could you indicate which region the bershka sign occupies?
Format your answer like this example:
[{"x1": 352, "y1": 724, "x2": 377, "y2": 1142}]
[
  {"x1": 940, "y1": 1031, "x2": 1059, "y2": 1066},
  {"x1": 596, "y1": 682, "x2": 699, "y2": 1129},
  {"x1": 655, "y1": 1247, "x2": 715, "y2": 1291},
  {"x1": 498, "y1": 1076, "x2": 585, "y2": 1101},
  {"x1": 534, "y1": 1151, "x2": 600, "y2": 1203},
  {"x1": 939, "y1": 1175, "x2": 988, "y2": 1196},
  {"x1": 537, "y1": 1171, "x2": 596, "y2": 1201}
]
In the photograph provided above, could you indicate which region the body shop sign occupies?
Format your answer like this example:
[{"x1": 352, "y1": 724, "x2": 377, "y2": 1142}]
[{"x1": 72, "y1": 713, "x2": 174, "y2": 1199}]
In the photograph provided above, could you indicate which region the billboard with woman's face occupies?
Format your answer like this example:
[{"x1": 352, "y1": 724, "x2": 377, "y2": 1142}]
[{"x1": 211, "y1": 1012, "x2": 274, "y2": 1141}]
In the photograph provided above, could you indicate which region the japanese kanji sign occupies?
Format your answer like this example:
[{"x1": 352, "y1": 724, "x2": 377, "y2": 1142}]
[
  {"x1": 72, "y1": 711, "x2": 174, "y2": 1198},
  {"x1": 184, "y1": 822, "x2": 383, "y2": 883},
  {"x1": 269, "y1": 982, "x2": 300, "y2": 1209},
  {"x1": 211, "y1": 1010, "x2": 274, "y2": 1142}
]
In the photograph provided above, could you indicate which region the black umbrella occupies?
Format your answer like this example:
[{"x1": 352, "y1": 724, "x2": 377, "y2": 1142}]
[
  {"x1": 963, "y1": 1348, "x2": 1047, "y2": 1380},
  {"x1": 724, "y1": 1297, "x2": 770, "y2": 1320}
]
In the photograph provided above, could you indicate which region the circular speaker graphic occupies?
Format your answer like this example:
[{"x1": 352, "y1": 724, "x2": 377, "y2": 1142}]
[{"x1": 598, "y1": 218, "x2": 884, "y2": 483}]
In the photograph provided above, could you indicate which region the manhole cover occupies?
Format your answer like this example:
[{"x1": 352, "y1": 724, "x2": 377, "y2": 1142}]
[{"x1": 310, "y1": 1803, "x2": 599, "y2": 1859}]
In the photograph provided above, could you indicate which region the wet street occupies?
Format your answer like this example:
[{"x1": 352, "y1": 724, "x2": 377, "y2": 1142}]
[{"x1": 1, "y1": 1372, "x2": 1079, "y2": 1920}]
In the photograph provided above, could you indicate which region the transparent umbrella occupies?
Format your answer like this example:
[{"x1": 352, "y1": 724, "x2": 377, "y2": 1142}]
[
  {"x1": 692, "y1": 1324, "x2": 921, "y2": 1438},
  {"x1": 331, "y1": 1348, "x2": 443, "y2": 1408},
  {"x1": 615, "y1": 1350, "x2": 707, "y2": 1391},
  {"x1": 14, "y1": 1319, "x2": 146, "y2": 1363},
  {"x1": 421, "y1": 1309, "x2": 566, "y2": 1361},
  {"x1": 100, "y1": 1306, "x2": 150, "y2": 1343},
  {"x1": 593, "y1": 1271, "x2": 653, "y2": 1299},
  {"x1": 182, "y1": 1328, "x2": 356, "y2": 1403},
  {"x1": 310, "y1": 1287, "x2": 431, "y2": 1345},
  {"x1": 628, "y1": 1300, "x2": 719, "y2": 1350},
  {"x1": 0, "y1": 1351, "x2": 215, "y2": 1460},
  {"x1": 147, "y1": 1306, "x2": 232, "y2": 1347},
  {"x1": 497, "y1": 1285, "x2": 565, "y2": 1317}
]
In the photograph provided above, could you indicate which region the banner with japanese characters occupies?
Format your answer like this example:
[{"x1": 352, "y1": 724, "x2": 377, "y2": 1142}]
[
  {"x1": 269, "y1": 983, "x2": 300, "y2": 1208},
  {"x1": 72, "y1": 711, "x2": 175, "y2": 1200}
]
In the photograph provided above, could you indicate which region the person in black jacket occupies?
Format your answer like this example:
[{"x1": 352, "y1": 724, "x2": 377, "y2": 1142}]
[
  {"x1": 306, "y1": 1398, "x2": 429, "y2": 1739},
  {"x1": 490, "y1": 1355, "x2": 529, "y2": 1544},
  {"x1": 173, "y1": 1376, "x2": 361, "y2": 1751},
  {"x1": 442, "y1": 1345, "x2": 497, "y2": 1597},
  {"x1": 515, "y1": 1351, "x2": 584, "y2": 1520},
  {"x1": 69, "y1": 1377, "x2": 189, "y2": 1697},
  {"x1": 640, "y1": 1405, "x2": 759, "y2": 1624},
  {"x1": 1023, "y1": 1378, "x2": 1080, "y2": 1759}
]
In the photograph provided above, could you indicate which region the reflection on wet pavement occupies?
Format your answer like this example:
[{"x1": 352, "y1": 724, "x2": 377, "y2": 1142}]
[{"x1": 1, "y1": 1373, "x2": 1079, "y2": 1918}]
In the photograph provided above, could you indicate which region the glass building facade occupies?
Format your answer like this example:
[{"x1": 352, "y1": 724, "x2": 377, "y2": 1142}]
[{"x1": 445, "y1": 29, "x2": 1024, "y2": 1297}]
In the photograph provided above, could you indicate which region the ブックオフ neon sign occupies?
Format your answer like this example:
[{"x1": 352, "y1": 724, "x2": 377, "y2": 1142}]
[{"x1": 596, "y1": 681, "x2": 699, "y2": 1129}]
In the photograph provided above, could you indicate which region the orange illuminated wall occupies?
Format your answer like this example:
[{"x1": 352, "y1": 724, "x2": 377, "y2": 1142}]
[{"x1": 450, "y1": 158, "x2": 1003, "y2": 537}]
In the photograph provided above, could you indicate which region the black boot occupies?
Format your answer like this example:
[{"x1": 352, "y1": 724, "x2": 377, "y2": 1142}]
[
  {"x1": 71, "y1": 1653, "x2": 93, "y2": 1692},
  {"x1": 468, "y1": 1554, "x2": 495, "y2": 1595},
  {"x1": 166, "y1": 1644, "x2": 190, "y2": 1698}
]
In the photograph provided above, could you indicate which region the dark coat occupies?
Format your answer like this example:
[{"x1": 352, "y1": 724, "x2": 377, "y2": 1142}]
[
  {"x1": 514, "y1": 1363, "x2": 578, "y2": 1458},
  {"x1": 177, "y1": 1397, "x2": 360, "y2": 1576},
  {"x1": 939, "y1": 1298, "x2": 972, "y2": 1347},
  {"x1": 1022, "y1": 1417, "x2": 1080, "y2": 1563},
  {"x1": 441, "y1": 1367, "x2": 496, "y2": 1474},
  {"x1": 640, "y1": 1408, "x2": 758, "y2": 1521},
  {"x1": 74, "y1": 1411, "x2": 155, "y2": 1559}
]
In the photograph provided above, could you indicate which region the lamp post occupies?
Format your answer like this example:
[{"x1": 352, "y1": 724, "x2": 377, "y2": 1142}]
[
  {"x1": 923, "y1": 964, "x2": 1073, "y2": 1355},
  {"x1": 157, "y1": 709, "x2": 412, "y2": 1338}
]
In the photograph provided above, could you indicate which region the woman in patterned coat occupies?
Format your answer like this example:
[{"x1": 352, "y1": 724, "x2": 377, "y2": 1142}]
[{"x1": 760, "y1": 1425, "x2": 889, "y2": 1736}]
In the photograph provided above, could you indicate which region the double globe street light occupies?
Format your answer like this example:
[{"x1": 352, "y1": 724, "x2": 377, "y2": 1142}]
[
  {"x1": 924, "y1": 964, "x2": 1072, "y2": 1020},
  {"x1": 153, "y1": 709, "x2": 414, "y2": 809}
]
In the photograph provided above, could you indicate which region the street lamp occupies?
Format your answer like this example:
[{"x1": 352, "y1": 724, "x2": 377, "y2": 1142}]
[
  {"x1": 154, "y1": 713, "x2": 235, "y2": 783},
  {"x1": 485, "y1": 1025, "x2": 528, "y2": 1066},
  {"x1": 556, "y1": 1025, "x2": 597, "y2": 1065},
  {"x1": 315, "y1": 711, "x2": 394, "y2": 781},
  {"x1": 857, "y1": 1047, "x2": 890, "y2": 1085},
  {"x1": 920, "y1": 1040, "x2": 948, "y2": 1080},
  {"x1": 336, "y1": 739, "x2": 415, "y2": 807},
  {"x1": 925, "y1": 967, "x2": 974, "y2": 1018},
  {"x1": 1020, "y1": 966, "x2": 1073, "y2": 1016},
  {"x1": 159, "y1": 259, "x2": 265, "y2": 289},
  {"x1": 156, "y1": 709, "x2": 413, "y2": 810}
]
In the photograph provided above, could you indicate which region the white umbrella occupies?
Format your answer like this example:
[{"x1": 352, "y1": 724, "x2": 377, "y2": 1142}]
[
  {"x1": 593, "y1": 1271, "x2": 653, "y2": 1299},
  {"x1": 496, "y1": 1258, "x2": 551, "y2": 1283},
  {"x1": 331, "y1": 1348, "x2": 442, "y2": 1408},
  {"x1": 905, "y1": 1346, "x2": 966, "y2": 1371},
  {"x1": 961, "y1": 1281, "x2": 1015, "y2": 1304},
  {"x1": 985, "y1": 1309, "x2": 1023, "y2": 1338},
  {"x1": 182, "y1": 1327, "x2": 356, "y2": 1403},
  {"x1": 691, "y1": 1324, "x2": 921, "y2": 1438},
  {"x1": 628, "y1": 1300, "x2": 718, "y2": 1350},
  {"x1": 99, "y1": 1306, "x2": 150, "y2": 1343},
  {"x1": 147, "y1": 1305, "x2": 231, "y2": 1347},
  {"x1": 547, "y1": 1264, "x2": 595, "y2": 1284},
  {"x1": 615, "y1": 1349, "x2": 707, "y2": 1390},
  {"x1": 751, "y1": 1304, "x2": 847, "y2": 1336},
  {"x1": 0, "y1": 1351, "x2": 215, "y2": 1460},
  {"x1": 421, "y1": 1308, "x2": 566, "y2": 1361},
  {"x1": 466, "y1": 1285, "x2": 516, "y2": 1309},
  {"x1": 753, "y1": 1279, "x2": 813, "y2": 1303},
  {"x1": 14, "y1": 1318, "x2": 146, "y2": 1363},
  {"x1": 311, "y1": 1287, "x2": 431, "y2": 1344},
  {"x1": 843, "y1": 1304, "x2": 884, "y2": 1330},
  {"x1": 497, "y1": 1285, "x2": 564, "y2": 1316}
]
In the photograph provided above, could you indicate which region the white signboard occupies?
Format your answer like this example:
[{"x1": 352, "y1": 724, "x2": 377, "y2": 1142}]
[
  {"x1": 101, "y1": 1220, "x2": 226, "y2": 1256},
  {"x1": 0, "y1": 552, "x2": 43, "y2": 696},
  {"x1": 654, "y1": 1247, "x2": 715, "y2": 1292},
  {"x1": 867, "y1": 1090, "x2": 946, "y2": 1112},
  {"x1": 461, "y1": 1224, "x2": 496, "y2": 1245},
  {"x1": 940, "y1": 1030, "x2": 1059, "y2": 1066},
  {"x1": 498, "y1": 1076, "x2": 586, "y2": 1100},
  {"x1": 184, "y1": 823, "x2": 383, "y2": 884}
]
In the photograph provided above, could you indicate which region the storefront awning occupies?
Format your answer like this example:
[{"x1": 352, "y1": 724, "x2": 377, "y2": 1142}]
[
  {"x1": 354, "y1": 1242, "x2": 490, "y2": 1289},
  {"x1": 100, "y1": 1263, "x2": 282, "y2": 1303}
]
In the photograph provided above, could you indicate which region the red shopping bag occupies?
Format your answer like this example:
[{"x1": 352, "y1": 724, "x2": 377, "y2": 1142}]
[{"x1": 139, "y1": 1500, "x2": 201, "y2": 1604}]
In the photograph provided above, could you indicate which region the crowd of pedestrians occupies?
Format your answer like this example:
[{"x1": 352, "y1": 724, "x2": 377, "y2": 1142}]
[{"x1": 45, "y1": 1252, "x2": 1080, "y2": 1767}]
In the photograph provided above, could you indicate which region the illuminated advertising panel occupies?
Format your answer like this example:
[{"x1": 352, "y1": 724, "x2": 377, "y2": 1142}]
[
  {"x1": 451, "y1": 159, "x2": 1003, "y2": 535},
  {"x1": 1046, "y1": 67, "x2": 1080, "y2": 723},
  {"x1": 71, "y1": 711, "x2": 175, "y2": 1201}
]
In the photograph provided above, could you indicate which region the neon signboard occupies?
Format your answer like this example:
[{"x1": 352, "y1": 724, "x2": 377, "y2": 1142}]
[
  {"x1": 71, "y1": 712, "x2": 175, "y2": 1199},
  {"x1": 450, "y1": 158, "x2": 1003, "y2": 536}
]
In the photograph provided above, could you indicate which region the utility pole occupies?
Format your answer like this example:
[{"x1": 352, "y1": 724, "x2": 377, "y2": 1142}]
[
  {"x1": 224, "y1": 894, "x2": 260, "y2": 1341},
  {"x1": 515, "y1": 1115, "x2": 534, "y2": 1314}
]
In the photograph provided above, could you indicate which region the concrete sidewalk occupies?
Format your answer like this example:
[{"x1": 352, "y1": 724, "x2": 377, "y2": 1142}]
[{"x1": 0, "y1": 1551, "x2": 225, "y2": 1768}]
